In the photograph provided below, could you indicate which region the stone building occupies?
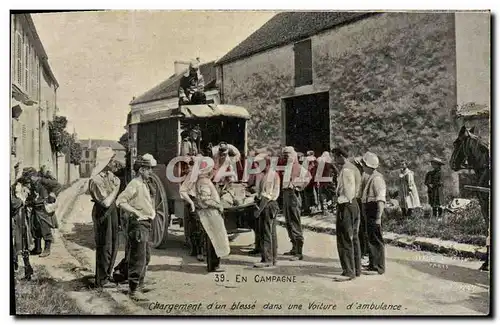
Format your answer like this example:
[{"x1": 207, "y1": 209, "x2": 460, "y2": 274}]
[
  {"x1": 79, "y1": 139, "x2": 126, "y2": 177},
  {"x1": 215, "y1": 11, "x2": 490, "y2": 201},
  {"x1": 11, "y1": 13, "x2": 59, "y2": 183}
]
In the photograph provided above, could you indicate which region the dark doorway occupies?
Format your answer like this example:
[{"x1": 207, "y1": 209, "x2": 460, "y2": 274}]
[{"x1": 284, "y1": 92, "x2": 330, "y2": 155}]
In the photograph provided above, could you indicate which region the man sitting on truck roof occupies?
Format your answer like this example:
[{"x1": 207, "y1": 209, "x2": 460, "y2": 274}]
[{"x1": 178, "y1": 58, "x2": 207, "y2": 106}]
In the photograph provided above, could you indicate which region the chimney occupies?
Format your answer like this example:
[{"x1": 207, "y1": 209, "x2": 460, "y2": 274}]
[{"x1": 174, "y1": 60, "x2": 191, "y2": 76}]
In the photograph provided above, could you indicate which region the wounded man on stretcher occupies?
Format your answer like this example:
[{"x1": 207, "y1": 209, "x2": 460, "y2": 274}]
[{"x1": 218, "y1": 183, "x2": 257, "y2": 211}]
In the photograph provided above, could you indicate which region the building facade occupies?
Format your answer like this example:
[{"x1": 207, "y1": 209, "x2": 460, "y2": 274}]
[
  {"x1": 215, "y1": 11, "x2": 490, "y2": 202},
  {"x1": 10, "y1": 13, "x2": 59, "y2": 183},
  {"x1": 79, "y1": 139, "x2": 126, "y2": 177}
]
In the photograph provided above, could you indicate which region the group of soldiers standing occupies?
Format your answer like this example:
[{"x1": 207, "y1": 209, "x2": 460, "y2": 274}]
[
  {"x1": 11, "y1": 165, "x2": 62, "y2": 281},
  {"x1": 177, "y1": 135, "x2": 390, "y2": 281}
]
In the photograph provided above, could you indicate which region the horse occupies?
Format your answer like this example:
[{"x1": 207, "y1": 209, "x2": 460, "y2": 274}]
[{"x1": 449, "y1": 125, "x2": 490, "y2": 271}]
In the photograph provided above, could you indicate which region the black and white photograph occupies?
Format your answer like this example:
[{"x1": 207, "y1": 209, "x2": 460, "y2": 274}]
[{"x1": 8, "y1": 8, "x2": 491, "y2": 316}]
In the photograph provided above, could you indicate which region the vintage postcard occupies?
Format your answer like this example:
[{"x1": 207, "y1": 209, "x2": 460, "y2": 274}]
[{"x1": 10, "y1": 9, "x2": 491, "y2": 316}]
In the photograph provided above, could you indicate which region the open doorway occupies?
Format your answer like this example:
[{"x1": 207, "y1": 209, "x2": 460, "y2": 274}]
[{"x1": 283, "y1": 92, "x2": 330, "y2": 155}]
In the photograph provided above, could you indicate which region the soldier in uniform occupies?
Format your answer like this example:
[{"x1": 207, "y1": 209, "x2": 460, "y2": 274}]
[
  {"x1": 116, "y1": 154, "x2": 158, "y2": 302},
  {"x1": 424, "y1": 158, "x2": 445, "y2": 218},
  {"x1": 178, "y1": 59, "x2": 206, "y2": 106},
  {"x1": 24, "y1": 168, "x2": 54, "y2": 257},
  {"x1": 180, "y1": 156, "x2": 204, "y2": 261},
  {"x1": 253, "y1": 151, "x2": 280, "y2": 268},
  {"x1": 331, "y1": 148, "x2": 362, "y2": 281},
  {"x1": 11, "y1": 175, "x2": 34, "y2": 280},
  {"x1": 88, "y1": 149, "x2": 121, "y2": 289},
  {"x1": 281, "y1": 146, "x2": 311, "y2": 261},
  {"x1": 180, "y1": 125, "x2": 202, "y2": 157}
]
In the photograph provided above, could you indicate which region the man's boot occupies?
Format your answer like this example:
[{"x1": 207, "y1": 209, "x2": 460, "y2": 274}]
[
  {"x1": 289, "y1": 240, "x2": 304, "y2": 261},
  {"x1": 22, "y1": 254, "x2": 33, "y2": 280},
  {"x1": 479, "y1": 247, "x2": 489, "y2": 271},
  {"x1": 14, "y1": 255, "x2": 19, "y2": 272},
  {"x1": 30, "y1": 239, "x2": 42, "y2": 255},
  {"x1": 283, "y1": 243, "x2": 296, "y2": 256},
  {"x1": 39, "y1": 241, "x2": 51, "y2": 257}
]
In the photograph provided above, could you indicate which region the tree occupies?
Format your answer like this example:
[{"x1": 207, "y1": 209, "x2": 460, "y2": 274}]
[
  {"x1": 48, "y1": 115, "x2": 71, "y2": 153},
  {"x1": 119, "y1": 131, "x2": 128, "y2": 149},
  {"x1": 68, "y1": 134, "x2": 82, "y2": 165}
]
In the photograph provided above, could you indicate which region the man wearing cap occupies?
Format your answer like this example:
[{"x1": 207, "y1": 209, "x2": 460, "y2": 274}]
[
  {"x1": 88, "y1": 148, "x2": 121, "y2": 289},
  {"x1": 116, "y1": 154, "x2": 157, "y2": 301},
  {"x1": 181, "y1": 125, "x2": 202, "y2": 157},
  {"x1": 38, "y1": 166, "x2": 62, "y2": 230},
  {"x1": 178, "y1": 59, "x2": 206, "y2": 106},
  {"x1": 23, "y1": 167, "x2": 54, "y2": 257},
  {"x1": 425, "y1": 158, "x2": 445, "y2": 218},
  {"x1": 360, "y1": 152, "x2": 386, "y2": 275},
  {"x1": 331, "y1": 148, "x2": 362, "y2": 281},
  {"x1": 281, "y1": 146, "x2": 311, "y2": 261},
  {"x1": 253, "y1": 151, "x2": 280, "y2": 268},
  {"x1": 11, "y1": 175, "x2": 34, "y2": 280}
]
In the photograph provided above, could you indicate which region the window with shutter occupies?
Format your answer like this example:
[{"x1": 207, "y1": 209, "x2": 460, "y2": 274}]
[
  {"x1": 16, "y1": 33, "x2": 22, "y2": 85},
  {"x1": 34, "y1": 58, "x2": 39, "y2": 101},
  {"x1": 30, "y1": 46, "x2": 34, "y2": 97},
  {"x1": 24, "y1": 34, "x2": 29, "y2": 91},
  {"x1": 28, "y1": 45, "x2": 32, "y2": 96},
  {"x1": 31, "y1": 128, "x2": 35, "y2": 161},
  {"x1": 294, "y1": 39, "x2": 313, "y2": 87}
]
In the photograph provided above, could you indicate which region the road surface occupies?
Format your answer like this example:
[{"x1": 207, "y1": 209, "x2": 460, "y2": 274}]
[{"x1": 59, "y1": 184, "x2": 490, "y2": 316}]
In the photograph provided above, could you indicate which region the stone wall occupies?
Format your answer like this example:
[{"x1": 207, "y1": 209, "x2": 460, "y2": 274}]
[{"x1": 221, "y1": 13, "x2": 458, "y2": 202}]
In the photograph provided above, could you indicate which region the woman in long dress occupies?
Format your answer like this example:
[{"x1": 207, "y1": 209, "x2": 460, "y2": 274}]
[{"x1": 398, "y1": 161, "x2": 420, "y2": 217}]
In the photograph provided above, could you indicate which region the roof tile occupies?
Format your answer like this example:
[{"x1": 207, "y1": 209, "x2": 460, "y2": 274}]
[
  {"x1": 216, "y1": 11, "x2": 377, "y2": 65},
  {"x1": 130, "y1": 61, "x2": 216, "y2": 105}
]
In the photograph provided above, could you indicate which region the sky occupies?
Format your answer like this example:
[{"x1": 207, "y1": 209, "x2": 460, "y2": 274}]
[{"x1": 31, "y1": 10, "x2": 277, "y2": 141}]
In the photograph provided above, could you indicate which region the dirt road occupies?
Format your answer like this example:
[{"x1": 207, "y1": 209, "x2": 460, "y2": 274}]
[{"x1": 59, "y1": 181, "x2": 490, "y2": 316}]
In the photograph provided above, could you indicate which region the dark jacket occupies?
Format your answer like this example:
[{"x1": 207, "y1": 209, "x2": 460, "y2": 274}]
[
  {"x1": 425, "y1": 168, "x2": 444, "y2": 207},
  {"x1": 178, "y1": 71, "x2": 205, "y2": 100}
]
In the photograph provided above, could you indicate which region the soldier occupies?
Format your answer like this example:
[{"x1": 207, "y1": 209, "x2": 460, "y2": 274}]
[
  {"x1": 352, "y1": 156, "x2": 369, "y2": 267},
  {"x1": 212, "y1": 142, "x2": 241, "y2": 193},
  {"x1": 253, "y1": 151, "x2": 280, "y2": 268},
  {"x1": 24, "y1": 168, "x2": 54, "y2": 257},
  {"x1": 281, "y1": 146, "x2": 311, "y2": 261},
  {"x1": 11, "y1": 176, "x2": 34, "y2": 280},
  {"x1": 38, "y1": 166, "x2": 62, "y2": 226},
  {"x1": 331, "y1": 148, "x2": 361, "y2": 281},
  {"x1": 181, "y1": 125, "x2": 202, "y2": 157},
  {"x1": 178, "y1": 58, "x2": 206, "y2": 106},
  {"x1": 180, "y1": 156, "x2": 204, "y2": 261},
  {"x1": 424, "y1": 158, "x2": 445, "y2": 218},
  {"x1": 116, "y1": 154, "x2": 157, "y2": 302},
  {"x1": 88, "y1": 148, "x2": 121, "y2": 289},
  {"x1": 303, "y1": 151, "x2": 319, "y2": 214},
  {"x1": 360, "y1": 152, "x2": 387, "y2": 276},
  {"x1": 191, "y1": 159, "x2": 230, "y2": 272}
]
